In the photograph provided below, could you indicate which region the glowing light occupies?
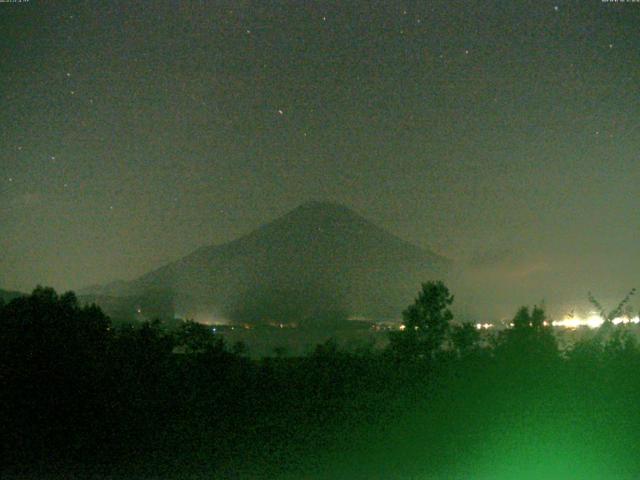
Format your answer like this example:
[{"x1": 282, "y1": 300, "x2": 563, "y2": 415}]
[
  {"x1": 475, "y1": 323, "x2": 494, "y2": 330},
  {"x1": 551, "y1": 313, "x2": 640, "y2": 329},
  {"x1": 613, "y1": 316, "x2": 640, "y2": 325}
]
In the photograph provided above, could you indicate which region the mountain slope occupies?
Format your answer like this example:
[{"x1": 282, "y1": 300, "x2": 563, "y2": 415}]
[{"x1": 88, "y1": 201, "x2": 451, "y2": 323}]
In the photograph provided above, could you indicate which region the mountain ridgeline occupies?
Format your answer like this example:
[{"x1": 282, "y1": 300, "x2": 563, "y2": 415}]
[{"x1": 85, "y1": 202, "x2": 451, "y2": 325}]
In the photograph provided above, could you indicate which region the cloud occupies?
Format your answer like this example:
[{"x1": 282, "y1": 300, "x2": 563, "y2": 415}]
[
  {"x1": 506, "y1": 261, "x2": 552, "y2": 279},
  {"x1": 467, "y1": 247, "x2": 522, "y2": 269}
]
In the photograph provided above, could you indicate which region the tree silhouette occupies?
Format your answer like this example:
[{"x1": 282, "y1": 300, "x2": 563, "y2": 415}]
[
  {"x1": 175, "y1": 320, "x2": 224, "y2": 354},
  {"x1": 0, "y1": 286, "x2": 111, "y2": 371},
  {"x1": 495, "y1": 305, "x2": 558, "y2": 363},
  {"x1": 389, "y1": 281, "x2": 454, "y2": 359},
  {"x1": 0, "y1": 286, "x2": 114, "y2": 463},
  {"x1": 451, "y1": 322, "x2": 481, "y2": 357},
  {"x1": 588, "y1": 288, "x2": 636, "y2": 324}
]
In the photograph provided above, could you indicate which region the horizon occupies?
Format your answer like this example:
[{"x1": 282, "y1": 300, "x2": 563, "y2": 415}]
[{"x1": 2, "y1": 198, "x2": 637, "y2": 323}]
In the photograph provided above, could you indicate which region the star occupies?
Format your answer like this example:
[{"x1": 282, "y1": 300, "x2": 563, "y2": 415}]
[{"x1": 554, "y1": 5, "x2": 559, "y2": 11}]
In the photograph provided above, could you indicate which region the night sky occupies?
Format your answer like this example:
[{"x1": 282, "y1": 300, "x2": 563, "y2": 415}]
[{"x1": 1, "y1": 0, "x2": 639, "y2": 320}]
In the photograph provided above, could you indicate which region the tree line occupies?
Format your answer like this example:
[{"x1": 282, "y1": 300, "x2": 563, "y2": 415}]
[{"x1": 1, "y1": 283, "x2": 640, "y2": 478}]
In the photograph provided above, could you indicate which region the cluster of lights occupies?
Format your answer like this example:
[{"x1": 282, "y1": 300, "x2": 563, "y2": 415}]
[
  {"x1": 475, "y1": 323, "x2": 494, "y2": 330},
  {"x1": 399, "y1": 323, "x2": 496, "y2": 331},
  {"x1": 552, "y1": 313, "x2": 640, "y2": 329}
]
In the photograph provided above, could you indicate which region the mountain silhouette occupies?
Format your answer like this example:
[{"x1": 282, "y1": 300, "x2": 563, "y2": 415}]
[{"x1": 85, "y1": 201, "x2": 450, "y2": 324}]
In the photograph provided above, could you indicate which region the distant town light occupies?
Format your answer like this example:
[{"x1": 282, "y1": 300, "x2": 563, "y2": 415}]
[
  {"x1": 475, "y1": 323, "x2": 494, "y2": 330},
  {"x1": 552, "y1": 313, "x2": 640, "y2": 329}
]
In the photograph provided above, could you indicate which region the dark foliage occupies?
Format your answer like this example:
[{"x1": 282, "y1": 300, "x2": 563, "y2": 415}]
[
  {"x1": 2, "y1": 285, "x2": 640, "y2": 478},
  {"x1": 389, "y1": 280, "x2": 454, "y2": 359},
  {"x1": 494, "y1": 305, "x2": 559, "y2": 364}
]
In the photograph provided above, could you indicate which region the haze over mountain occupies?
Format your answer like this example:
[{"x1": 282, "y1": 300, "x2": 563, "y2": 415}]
[{"x1": 83, "y1": 201, "x2": 450, "y2": 324}]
